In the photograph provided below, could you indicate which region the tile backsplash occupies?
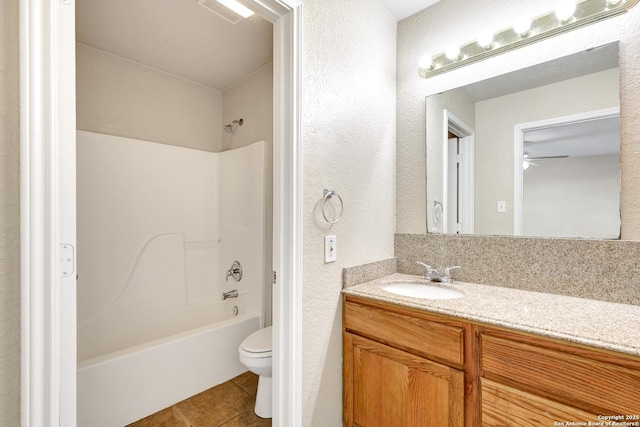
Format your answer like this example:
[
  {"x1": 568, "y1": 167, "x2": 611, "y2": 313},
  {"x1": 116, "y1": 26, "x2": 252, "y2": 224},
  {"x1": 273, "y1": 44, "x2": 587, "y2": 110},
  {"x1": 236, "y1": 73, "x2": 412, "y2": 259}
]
[{"x1": 395, "y1": 233, "x2": 640, "y2": 306}]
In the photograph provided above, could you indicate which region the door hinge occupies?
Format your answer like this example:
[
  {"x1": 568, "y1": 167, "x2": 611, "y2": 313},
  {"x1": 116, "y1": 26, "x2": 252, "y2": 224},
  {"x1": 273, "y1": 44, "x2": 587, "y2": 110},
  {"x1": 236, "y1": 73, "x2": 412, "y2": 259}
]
[
  {"x1": 273, "y1": 270, "x2": 277, "y2": 285},
  {"x1": 456, "y1": 154, "x2": 462, "y2": 163},
  {"x1": 60, "y1": 244, "x2": 75, "y2": 278}
]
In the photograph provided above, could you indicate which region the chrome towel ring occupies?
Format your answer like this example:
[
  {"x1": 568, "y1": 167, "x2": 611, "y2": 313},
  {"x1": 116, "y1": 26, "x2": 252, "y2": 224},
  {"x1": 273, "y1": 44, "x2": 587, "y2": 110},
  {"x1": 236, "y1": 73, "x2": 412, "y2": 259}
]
[{"x1": 321, "y1": 189, "x2": 344, "y2": 224}]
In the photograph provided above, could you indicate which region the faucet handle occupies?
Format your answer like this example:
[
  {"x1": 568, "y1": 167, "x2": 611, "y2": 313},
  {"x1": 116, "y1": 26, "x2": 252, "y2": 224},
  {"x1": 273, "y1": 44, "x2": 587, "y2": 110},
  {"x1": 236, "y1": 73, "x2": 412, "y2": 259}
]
[
  {"x1": 443, "y1": 266, "x2": 461, "y2": 283},
  {"x1": 416, "y1": 261, "x2": 432, "y2": 279},
  {"x1": 226, "y1": 260, "x2": 243, "y2": 282},
  {"x1": 416, "y1": 261, "x2": 441, "y2": 281}
]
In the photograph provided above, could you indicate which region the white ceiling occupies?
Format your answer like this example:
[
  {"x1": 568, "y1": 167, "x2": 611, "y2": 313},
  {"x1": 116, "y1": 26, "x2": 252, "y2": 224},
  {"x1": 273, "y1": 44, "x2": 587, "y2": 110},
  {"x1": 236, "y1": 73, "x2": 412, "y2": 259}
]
[
  {"x1": 76, "y1": 0, "x2": 443, "y2": 91},
  {"x1": 376, "y1": 0, "x2": 443, "y2": 21},
  {"x1": 76, "y1": 0, "x2": 273, "y2": 91}
]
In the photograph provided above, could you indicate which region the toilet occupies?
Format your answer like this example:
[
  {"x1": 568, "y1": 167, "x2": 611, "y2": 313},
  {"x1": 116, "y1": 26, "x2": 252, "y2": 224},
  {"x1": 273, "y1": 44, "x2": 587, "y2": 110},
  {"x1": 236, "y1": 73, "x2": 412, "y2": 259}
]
[{"x1": 239, "y1": 326, "x2": 272, "y2": 418}]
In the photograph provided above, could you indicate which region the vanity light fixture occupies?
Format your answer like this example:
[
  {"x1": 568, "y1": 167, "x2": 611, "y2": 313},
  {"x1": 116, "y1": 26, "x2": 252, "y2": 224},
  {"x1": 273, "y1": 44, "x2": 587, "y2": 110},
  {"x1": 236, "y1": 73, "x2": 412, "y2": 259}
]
[
  {"x1": 477, "y1": 30, "x2": 495, "y2": 50},
  {"x1": 419, "y1": 54, "x2": 435, "y2": 71},
  {"x1": 556, "y1": 0, "x2": 577, "y2": 22},
  {"x1": 418, "y1": 0, "x2": 637, "y2": 79},
  {"x1": 513, "y1": 15, "x2": 532, "y2": 36},
  {"x1": 445, "y1": 45, "x2": 463, "y2": 61}
]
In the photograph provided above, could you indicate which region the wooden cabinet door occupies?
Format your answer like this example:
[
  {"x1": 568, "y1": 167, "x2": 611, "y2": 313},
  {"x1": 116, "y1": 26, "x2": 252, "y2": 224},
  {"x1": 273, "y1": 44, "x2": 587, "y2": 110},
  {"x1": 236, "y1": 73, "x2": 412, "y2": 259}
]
[{"x1": 344, "y1": 333, "x2": 464, "y2": 427}]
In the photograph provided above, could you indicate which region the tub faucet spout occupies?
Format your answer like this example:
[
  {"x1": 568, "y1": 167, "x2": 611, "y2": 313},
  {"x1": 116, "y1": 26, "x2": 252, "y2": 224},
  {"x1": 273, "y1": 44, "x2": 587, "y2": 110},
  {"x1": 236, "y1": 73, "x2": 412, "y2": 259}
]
[{"x1": 222, "y1": 289, "x2": 239, "y2": 300}]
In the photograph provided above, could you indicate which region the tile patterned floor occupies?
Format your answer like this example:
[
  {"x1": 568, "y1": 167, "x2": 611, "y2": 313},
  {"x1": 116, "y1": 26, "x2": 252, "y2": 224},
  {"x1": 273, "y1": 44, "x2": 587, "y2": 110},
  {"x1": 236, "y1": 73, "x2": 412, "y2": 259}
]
[{"x1": 127, "y1": 372, "x2": 271, "y2": 427}]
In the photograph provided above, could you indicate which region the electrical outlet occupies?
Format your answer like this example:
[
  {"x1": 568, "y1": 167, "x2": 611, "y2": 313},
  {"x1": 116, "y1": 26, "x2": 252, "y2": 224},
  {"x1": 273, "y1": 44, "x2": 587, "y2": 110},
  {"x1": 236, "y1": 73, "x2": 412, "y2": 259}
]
[
  {"x1": 324, "y1": 235, "x2": 337, "y2": 263},
  {"x1": 497, "y1": 201, "x2": 507, "y2": 213}
]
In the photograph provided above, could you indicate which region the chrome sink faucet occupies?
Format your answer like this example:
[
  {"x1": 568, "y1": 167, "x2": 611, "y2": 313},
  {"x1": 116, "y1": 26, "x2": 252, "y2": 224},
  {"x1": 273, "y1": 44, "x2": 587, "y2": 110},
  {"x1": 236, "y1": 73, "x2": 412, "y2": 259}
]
[
  {"x1": 416, "y1": 261, "x2": 440, "y2": 281},
  {"x1": 416, "y1": 261, "x2": 461, "y2": 283},
  {"x1": 442, "y1": 266, "x2": 461, "y2": 283}
]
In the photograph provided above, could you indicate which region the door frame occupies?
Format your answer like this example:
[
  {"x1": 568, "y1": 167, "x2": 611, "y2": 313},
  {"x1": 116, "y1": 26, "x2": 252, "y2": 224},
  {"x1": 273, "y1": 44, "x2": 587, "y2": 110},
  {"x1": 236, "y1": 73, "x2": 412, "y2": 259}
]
[
  {"x1": 442, "y1": 110, "x2": 475, "y2": 234},
  {"x1": 513, "y1": 106, "x2": 620, "y2": 235},
  {"x1": 19, "y1": 0, "x2": 303, "y2": 425}
]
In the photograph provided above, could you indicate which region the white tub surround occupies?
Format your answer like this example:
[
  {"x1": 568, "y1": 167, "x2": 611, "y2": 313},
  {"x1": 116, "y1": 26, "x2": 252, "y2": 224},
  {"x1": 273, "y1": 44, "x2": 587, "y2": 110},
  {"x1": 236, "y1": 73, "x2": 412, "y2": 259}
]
[{"x1": 77, "y1": 131, "x2": 266, "y2": 361}]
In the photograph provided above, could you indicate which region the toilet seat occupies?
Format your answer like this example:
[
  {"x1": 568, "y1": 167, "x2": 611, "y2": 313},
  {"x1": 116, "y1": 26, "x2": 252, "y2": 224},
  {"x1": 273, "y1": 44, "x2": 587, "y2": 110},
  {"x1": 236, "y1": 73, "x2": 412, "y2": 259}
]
[{"x1": 239, "y1": 326, "x2": 272, "y2": 358}]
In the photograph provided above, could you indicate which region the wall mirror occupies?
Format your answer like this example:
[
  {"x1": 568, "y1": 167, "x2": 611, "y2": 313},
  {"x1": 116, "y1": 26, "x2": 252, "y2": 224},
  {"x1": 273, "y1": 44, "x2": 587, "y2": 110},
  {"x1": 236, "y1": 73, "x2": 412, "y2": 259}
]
[{"x1": 426, "y1": 42, "x2": 621, "y2": 239}]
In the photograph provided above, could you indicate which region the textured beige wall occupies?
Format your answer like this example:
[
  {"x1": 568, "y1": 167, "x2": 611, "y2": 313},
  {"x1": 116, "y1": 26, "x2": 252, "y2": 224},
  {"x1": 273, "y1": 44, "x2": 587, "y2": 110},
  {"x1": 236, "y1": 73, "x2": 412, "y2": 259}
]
[
  {"x1": 0, "y1": 0, "x2": 21, "y2": 424},
  {"x1": 302, "y1": 0, "x2": 397, "y2": 424},
  {"x1": 397, "y1": 0, "x2": 640, "y2": 239},
  {"x1": 76, "y1": 44, "x2": 223, "y2": 152},
  {"x1": 474, "y1": 68, "x2": 619, "y2": 235},
  {"x1": 221, "y1": 63, "x2": 273, "y2": 151},
  {"x1": 619, "y1": 8, "x2": 640, "y2": 239}
]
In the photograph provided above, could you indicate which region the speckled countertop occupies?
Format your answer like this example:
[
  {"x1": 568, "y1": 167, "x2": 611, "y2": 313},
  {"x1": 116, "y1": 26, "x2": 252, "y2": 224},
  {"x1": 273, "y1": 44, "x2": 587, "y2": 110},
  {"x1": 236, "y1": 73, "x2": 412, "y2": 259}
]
[{"x1": 343, "y1": 273, "x2": 640, "y2": 357}]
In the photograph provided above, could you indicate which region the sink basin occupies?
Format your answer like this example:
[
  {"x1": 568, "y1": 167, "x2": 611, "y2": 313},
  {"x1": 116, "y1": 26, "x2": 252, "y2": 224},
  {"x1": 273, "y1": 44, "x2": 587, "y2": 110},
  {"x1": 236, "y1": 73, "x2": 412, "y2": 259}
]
[{"x1": 381, "y1": 282, "x2": 464, "y2": 300}]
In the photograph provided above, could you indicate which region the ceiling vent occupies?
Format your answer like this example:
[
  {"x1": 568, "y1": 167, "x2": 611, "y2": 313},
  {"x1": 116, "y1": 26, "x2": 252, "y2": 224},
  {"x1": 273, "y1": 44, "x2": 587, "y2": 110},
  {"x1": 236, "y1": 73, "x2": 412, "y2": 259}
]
[{"x1": 197, "y1": 0, "x2": 254, "y2": 24}]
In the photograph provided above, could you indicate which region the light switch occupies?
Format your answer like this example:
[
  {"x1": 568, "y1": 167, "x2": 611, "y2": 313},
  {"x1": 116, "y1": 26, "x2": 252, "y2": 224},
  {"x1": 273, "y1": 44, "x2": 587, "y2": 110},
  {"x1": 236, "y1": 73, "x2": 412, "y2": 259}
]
[
  {"x1": 497, "y1": 201, "x2": 506, "y2": 213},
  {"x1": 324, "y1": 235, "x2": 337, "y2": 263}
]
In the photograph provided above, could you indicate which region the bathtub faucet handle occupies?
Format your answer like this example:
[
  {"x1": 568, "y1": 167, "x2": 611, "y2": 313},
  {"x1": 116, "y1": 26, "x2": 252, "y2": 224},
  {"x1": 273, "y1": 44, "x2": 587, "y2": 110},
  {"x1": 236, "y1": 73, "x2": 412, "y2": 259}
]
[{"x1": 226, "y1": 260, "x2": 243, "y2": 282}]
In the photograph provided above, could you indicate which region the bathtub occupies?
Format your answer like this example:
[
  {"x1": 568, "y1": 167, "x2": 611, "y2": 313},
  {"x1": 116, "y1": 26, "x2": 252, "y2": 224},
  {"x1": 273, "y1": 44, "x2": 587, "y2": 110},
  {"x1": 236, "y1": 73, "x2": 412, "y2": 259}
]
[{"x1": 77, "y1": 310, "x2": 260, "y2": 427}]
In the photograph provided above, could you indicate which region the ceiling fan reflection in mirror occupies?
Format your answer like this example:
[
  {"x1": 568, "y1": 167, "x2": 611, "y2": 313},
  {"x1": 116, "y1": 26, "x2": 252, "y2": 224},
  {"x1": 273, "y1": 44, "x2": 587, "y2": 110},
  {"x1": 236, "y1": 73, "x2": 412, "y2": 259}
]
[{"x1": 522, "y1": 152, "x2": 569, "y2": 169}]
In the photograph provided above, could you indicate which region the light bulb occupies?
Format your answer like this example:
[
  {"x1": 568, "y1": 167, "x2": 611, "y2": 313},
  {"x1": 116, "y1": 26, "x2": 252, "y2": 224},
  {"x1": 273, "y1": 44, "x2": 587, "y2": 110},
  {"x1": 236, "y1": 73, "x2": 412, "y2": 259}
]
[
  {"x1": 445, "y1": 45, "x2": 462, "y2": 61},
  {"x1": 555, "y1": 0, "x2": 576, "y2": 22},
  {"x1": 419, "y1": 55, "x2": 434, "y2": 70},
  {"x1": 477, "y1": 30, "x2": 494, "y2": 49},
  {"x1": 514, "y1": 16, "x2": 532, "y2": 35}
]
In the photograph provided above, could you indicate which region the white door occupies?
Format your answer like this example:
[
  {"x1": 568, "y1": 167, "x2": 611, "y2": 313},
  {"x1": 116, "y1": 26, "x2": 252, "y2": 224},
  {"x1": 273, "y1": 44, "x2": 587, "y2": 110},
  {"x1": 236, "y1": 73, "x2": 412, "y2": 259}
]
[{"x1": 444, "y1": 110, "x2": 474, "y2": 235}]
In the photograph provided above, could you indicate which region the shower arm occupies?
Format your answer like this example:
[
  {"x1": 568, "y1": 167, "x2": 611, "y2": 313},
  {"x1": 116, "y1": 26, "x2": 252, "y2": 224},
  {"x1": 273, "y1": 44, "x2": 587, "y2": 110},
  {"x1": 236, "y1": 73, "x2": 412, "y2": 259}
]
[{"x1": 224, "y1": 118, "x2": 244, "y2": 133}]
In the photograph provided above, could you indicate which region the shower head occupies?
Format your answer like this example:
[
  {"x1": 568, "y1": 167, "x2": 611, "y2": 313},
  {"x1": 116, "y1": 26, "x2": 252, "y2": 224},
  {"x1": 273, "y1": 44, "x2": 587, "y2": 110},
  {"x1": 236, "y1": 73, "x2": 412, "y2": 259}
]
[{"x1": 224, "y1": 118, "x2": 244, "y2": 133}]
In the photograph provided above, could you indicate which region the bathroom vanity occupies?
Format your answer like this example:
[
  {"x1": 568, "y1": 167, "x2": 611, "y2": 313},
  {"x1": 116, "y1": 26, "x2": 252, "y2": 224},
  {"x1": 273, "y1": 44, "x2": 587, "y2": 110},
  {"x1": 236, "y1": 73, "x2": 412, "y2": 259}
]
[{"x1": 342, "y1": 275, "x2": 640, "y2": 427}]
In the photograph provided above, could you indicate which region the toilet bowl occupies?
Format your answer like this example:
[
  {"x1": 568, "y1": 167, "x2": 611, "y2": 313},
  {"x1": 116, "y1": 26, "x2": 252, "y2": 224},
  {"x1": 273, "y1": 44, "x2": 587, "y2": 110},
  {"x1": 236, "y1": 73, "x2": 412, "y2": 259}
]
[{"x1": 239, "y1": 326, "x2": 272, "y2": 418}]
